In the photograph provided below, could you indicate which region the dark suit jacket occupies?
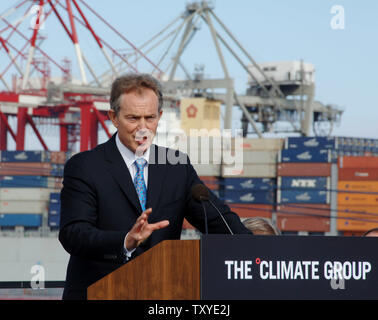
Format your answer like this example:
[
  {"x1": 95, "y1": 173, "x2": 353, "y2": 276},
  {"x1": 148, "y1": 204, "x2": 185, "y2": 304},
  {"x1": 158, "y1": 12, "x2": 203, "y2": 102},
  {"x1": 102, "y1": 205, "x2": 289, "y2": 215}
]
[{"x1": 59, "y1": 134, "x2": 252, "y2": 300}]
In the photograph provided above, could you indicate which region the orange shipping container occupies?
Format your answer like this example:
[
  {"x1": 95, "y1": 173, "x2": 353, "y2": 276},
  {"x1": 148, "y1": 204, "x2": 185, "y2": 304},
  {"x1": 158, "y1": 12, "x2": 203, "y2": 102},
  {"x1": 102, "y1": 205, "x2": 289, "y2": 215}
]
[
  {"x1": 338, "y1": 156, "x2": 378, "y2": 168},
  {"x1": 337, "y1": 192, "x2": 378, "y2": 206},
  {"x1": 277, "y1": 163, "x2": 331, "y2": 177},
  {"x1": 276, "y1": 214, "x2": 330, "y2": 232},
  {"x1": 337, "y1": 205, "x2": 378, "y2": 232},
  {"x1": 229, "y1": 204, "x2": 273, "y2": 219},
  {"x1": 338, "y1": 168, "x2": 378, "y2": 181},
  {"x1": 338, "y1": 181, "x2": 378, "y2": 193},
  {"x1": 276, "y1": 204, "x2": 330, "y2": 217},
  {"x1": 342, "y1": 231, "x2": 365, "y2": 236},
  {"x1": 50, "y1": 151, "x2": 66, "y2": 164},
  {"x1": 0, "y1": 163, "x2": 52, "y2": 176}
]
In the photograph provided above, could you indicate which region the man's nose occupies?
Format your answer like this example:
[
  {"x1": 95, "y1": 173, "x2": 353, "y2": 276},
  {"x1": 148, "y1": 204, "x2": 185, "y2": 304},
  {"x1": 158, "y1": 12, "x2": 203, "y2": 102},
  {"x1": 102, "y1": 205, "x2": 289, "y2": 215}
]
[{"x1": 137, "y1": 117, "x2": 147, "y2": 129}]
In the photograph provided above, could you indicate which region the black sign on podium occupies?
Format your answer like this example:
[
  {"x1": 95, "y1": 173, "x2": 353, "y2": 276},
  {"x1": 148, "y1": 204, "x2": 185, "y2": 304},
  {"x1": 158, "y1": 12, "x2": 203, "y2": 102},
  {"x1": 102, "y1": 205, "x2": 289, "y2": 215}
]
[{"x1": 200, "y1": 235, "x2": 378, "y2": 300}]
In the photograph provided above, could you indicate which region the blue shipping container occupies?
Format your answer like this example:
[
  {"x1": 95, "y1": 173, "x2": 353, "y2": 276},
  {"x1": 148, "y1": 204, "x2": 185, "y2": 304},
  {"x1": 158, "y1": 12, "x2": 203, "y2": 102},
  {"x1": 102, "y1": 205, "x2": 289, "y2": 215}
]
[
  {"x1": 277, "y1": 190, "x2": 329, "y2": 204},
  {"x1": 279, "y1": 148, "x2": 331, "y2": 163},
  {"x1": 286, "y1": 137, "x2": 336, "y2": 150},
  {"x1": 50, "y1": 164, "x2": 64, "y2": 177},
  {"x1": 49, "y1": 193, "x2": 60, "y2": 204},
  {"x1": 0, "y1": 175, "x2": 48, "y2": 188},
  {"x1": 221, "y1": 190, "x2": 275, "y2": 204},
  {"x1": 278, "y1": 177, "x2": 328, "y2": 190},
  {"x1": 1, "y1": 151, "x2": 50, "y2": 163},
  {"x1": 340, "y1": 137, "x2": 361, "y2": 150},
  {"x1": 222, "y1": 178, "x2": 275, "y2": 191},
  {"x1": 48, "y1": 214, "x2": 60, "y2": 227},
  {"x1": 337, "y1": 137, "x2": 378, "y2": 152},
  {"x1": 49, "y1": 203, "x2": 60, "y2": 216},
  {"x1": 0, "y1": 214, "x2": 42, "y2": 227},
  {"x1": 353, "y1": 139, "x2": 365, "y2": 152}
]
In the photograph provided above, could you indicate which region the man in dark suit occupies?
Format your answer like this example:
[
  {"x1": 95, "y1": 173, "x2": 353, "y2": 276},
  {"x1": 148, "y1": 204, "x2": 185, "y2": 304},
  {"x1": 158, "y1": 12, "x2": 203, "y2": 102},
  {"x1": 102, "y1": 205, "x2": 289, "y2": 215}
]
[{"x1": 59, "y1": 73, "x2": 252, "y2": 300}]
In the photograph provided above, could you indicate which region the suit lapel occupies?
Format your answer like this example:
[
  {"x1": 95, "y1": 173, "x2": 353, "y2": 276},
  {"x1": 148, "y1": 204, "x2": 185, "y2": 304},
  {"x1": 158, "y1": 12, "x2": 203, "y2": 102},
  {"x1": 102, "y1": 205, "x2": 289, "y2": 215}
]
[{"x1": 104, "y1": 134, "x2": 142, "y2": 214}]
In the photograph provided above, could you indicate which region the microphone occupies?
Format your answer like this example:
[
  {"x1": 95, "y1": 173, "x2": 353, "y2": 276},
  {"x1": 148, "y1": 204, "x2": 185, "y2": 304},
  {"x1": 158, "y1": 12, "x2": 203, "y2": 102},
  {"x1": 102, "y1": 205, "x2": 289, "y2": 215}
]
[
  {"x1": 191, "y1": 184, "x2": 210, "y2": 201},
  {"x1": 191, "y1": 184, "x2": 234, "y2": 235},
  {"x1": 191, "y1": 184, "x2": 210, "y2": 234}
]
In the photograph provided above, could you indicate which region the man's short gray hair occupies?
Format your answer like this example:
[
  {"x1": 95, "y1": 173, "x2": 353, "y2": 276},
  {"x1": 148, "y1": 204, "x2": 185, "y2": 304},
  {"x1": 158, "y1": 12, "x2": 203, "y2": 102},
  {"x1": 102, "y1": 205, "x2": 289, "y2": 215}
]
[{"x1": 110, "y1": 73, "x2": 163, "y2": 115}]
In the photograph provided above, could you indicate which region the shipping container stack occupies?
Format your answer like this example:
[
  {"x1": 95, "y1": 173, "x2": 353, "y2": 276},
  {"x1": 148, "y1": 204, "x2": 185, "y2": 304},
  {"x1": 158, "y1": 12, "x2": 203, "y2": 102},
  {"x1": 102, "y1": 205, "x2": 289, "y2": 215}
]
[
  {"x1": 180, "y1": 137, "x2": 283, "y2": 237},
  {"x1": 220, "y1": 138, "x2": 284, "y2": 228},
  {"x1": 337, "y1": 155, "x2": 378, "y2": 236},
  {"x1": 48, "y1": 192, "x2": 61, "y2": 230},
  {"x1": 0, "y1": 151, "x2": 66, "y2": 236},
  {"x1": 276, "y1": 137, "x2": 335, "y2": 235},
  {"x1": 335, "y1": 137, "x2": 378, "y2": 157}
]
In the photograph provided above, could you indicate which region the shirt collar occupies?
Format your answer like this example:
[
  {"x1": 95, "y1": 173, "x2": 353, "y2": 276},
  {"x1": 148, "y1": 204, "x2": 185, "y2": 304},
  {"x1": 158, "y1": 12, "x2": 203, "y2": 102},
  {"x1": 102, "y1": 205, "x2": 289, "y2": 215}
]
[{"x1": 115, "y1": 133, "x2": 150, "y2": 170}]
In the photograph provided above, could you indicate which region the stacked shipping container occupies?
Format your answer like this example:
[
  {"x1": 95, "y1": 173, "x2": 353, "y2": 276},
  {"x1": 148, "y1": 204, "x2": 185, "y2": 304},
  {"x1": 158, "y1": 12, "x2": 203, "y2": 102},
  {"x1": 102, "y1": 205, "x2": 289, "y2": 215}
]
[
  {"x1": 337, "y1": 156, "x2": 378, "y2": 235},
  {"x1": 276, "y1": 137, "x2": 333, "y2": 233},
  {"x1": 221, "y1": 138, "x2": 283, "y2": 226},
  {"x1": 48, "y1": 192, "x2": 61, "y2": 229},
  {"x1": 182, "y1": 138, "x2": 284, "y2": 231},
  {"x1": 182, "y1": 135, "x2": 378, "y2": 235},
  {"x1": 0, "y1": 151, "x2": 66, "y2": 231},
  {"x1": 1, "y1": 136, "x2": 377, "y2": 236},
  {"x1": 335, "y1": 137, "x2": 378, "y2": 156}
]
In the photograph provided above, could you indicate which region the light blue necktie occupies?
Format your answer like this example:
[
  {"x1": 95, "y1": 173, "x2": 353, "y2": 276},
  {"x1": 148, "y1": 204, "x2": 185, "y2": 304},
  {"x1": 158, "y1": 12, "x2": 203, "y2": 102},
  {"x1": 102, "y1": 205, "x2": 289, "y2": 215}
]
[{"x1": 134, "y1": 158, "x2": 147, "y2": 211}]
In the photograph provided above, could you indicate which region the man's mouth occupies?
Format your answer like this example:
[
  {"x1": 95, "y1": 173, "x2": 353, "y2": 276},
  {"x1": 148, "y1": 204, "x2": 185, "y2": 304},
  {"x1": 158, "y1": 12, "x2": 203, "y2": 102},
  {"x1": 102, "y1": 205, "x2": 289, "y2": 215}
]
[
  {"x1": 135, "y1": 135, "x2": 148, "y2": 144},
  {"x1": 135, "y1": 129, "x2": 153, "y2": 145},
  {"x1": 137, "y1": 137, "x2": 147, "y2": 145}
]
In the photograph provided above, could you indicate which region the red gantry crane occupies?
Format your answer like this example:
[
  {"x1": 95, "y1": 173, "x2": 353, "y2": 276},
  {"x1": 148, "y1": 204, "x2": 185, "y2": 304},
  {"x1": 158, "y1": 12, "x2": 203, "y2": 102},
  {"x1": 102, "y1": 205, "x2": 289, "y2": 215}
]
[{"x1": 0, "y1": 0, "x2": 162, "y2": 152}]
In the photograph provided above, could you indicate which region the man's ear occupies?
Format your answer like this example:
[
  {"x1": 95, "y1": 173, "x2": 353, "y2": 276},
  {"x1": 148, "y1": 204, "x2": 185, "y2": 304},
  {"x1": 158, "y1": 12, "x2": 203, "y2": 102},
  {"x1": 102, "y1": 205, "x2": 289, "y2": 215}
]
[{"x1": 108, "y1": 109, "x2": 118, "y2": 128}]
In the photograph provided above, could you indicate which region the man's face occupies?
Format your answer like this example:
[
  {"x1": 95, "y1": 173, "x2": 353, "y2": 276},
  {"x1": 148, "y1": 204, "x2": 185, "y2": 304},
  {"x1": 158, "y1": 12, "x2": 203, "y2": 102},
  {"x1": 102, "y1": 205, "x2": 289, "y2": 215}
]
[{"x1": 108, "y1": 87, "x2": 162, "y2": 154}]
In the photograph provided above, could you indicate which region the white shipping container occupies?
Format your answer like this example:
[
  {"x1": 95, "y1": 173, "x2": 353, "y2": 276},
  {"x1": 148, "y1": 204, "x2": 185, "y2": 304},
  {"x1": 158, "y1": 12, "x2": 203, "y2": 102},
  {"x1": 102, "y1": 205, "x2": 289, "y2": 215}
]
[
  {"x1": 192, "y1": 164, "x2": 221, "y2": 177},
  {"x1": 177, "y1": 137, "x2": 225, "y2": 151},
  {"x1": 187, "y1": 149, "x2": 223, "y2": 165},
  {"x1": 0, "y1": 188, "x2": 56, "y2": 201},
  {"x1": 0, "y1": 201, "x2": 48, "y2": 214},
  {"x1": 236, "y1": 150, "x2": 278, "y2": 164},
  {"x1": 222, "y1": 164, "x2": 276, "y2": 178},
  {"x1": 180, "y1": 148, "x2": 278, "y2": 165},
  {"x1": 231, "y1": 138, "x2": 284, "y2": 151}
]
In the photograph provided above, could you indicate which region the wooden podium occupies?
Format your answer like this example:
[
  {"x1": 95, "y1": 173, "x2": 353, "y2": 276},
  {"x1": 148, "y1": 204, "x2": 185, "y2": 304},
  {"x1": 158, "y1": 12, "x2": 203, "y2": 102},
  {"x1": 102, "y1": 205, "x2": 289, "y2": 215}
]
[
  {"x1": 87, "y1": 240, "x2": 200, "y2": 300},
  {"x1": 87, "y1": 235, "x2": 378, "y2": 300}
]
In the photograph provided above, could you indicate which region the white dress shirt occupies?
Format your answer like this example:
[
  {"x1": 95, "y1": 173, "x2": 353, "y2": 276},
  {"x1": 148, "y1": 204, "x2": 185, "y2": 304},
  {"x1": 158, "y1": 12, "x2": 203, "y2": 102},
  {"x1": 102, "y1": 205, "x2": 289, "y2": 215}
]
[
  {"x1": 115, "y1": 133, "x2": 151, "y2": 260},
  {"x1": 115, "y1": 133, "x2": 150, "y2": 187}
]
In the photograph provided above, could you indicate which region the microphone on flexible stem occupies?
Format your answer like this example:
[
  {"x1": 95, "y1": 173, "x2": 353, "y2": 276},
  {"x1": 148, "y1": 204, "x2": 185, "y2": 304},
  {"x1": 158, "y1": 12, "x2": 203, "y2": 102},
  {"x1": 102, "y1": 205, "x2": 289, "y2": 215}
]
[
  {"x1": 208, "y1": 198, "x2": 234, "y2": 235},
  {"x1": 191, "y1": 184, "x2": 234, "y2": 235}
]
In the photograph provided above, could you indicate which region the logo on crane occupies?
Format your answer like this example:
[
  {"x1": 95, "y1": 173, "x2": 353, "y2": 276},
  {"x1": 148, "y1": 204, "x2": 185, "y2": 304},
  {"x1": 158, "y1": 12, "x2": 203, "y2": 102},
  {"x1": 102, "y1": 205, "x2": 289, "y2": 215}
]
[{"x1": 186, "y1": 104, "x2": 198, "y2": 118}]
